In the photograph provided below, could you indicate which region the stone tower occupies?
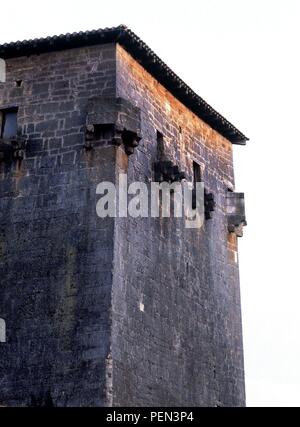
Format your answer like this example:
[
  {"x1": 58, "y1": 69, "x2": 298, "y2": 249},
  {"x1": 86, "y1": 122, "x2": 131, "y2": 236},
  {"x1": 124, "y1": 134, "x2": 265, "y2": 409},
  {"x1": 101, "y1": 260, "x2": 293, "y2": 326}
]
[{"x1": 0, "y1": 26, "x2": 247, "y2": 407}]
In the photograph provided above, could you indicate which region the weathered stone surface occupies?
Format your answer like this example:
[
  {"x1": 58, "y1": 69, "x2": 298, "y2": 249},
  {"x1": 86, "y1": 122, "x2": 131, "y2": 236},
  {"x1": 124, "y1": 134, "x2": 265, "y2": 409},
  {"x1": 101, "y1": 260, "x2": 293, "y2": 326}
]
[
  {"x1": 0, "y1": 41, "x2": 245, "y2": 407},
  {"x1": 226, "y1": 192, "x2": 247, "y2": 237},
  {"x1": 112, "y1": 45, "x2": 245, "y2": 407},
  {"x1": 85, "y1": 96, "x2": 142, "y2": 155},
  {"x1": 0, "y1": 44, "x2": 116, "y2": 407}
]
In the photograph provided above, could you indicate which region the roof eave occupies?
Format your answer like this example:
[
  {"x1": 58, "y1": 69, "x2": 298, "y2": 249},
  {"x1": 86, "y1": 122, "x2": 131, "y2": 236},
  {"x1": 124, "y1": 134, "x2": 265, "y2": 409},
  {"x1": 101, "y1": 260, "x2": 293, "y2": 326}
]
[{"x1": 0, "y1": 25, "x2": 249, "y2": 144}]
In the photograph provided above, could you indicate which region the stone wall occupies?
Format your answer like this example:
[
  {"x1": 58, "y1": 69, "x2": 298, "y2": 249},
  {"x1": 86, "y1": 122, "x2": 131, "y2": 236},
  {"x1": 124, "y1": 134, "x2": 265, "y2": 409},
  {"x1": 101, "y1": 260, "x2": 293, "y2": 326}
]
[
  {"x1": 111, "y1": 45, "x2": 245, "y2": 406},
  {"x1": 0, "y1": 41, "x2": 245, "y2": 407},
  {"x1": 0, "y1": 44, "x2": 116, "y2": 406}
]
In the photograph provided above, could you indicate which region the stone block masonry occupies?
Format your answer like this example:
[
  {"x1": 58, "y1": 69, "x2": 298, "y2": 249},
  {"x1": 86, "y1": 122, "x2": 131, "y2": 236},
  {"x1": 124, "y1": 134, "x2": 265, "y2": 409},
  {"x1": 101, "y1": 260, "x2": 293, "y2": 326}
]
[
  {"x1": 0, "y1": 44, "x2": 117, "y2": 406},
  {"x1": 0, "y1": 29, "x2": 246, "y2": 407},
  {"x1": 111, "y1": 45, "x2": 245, "y2": 406}
]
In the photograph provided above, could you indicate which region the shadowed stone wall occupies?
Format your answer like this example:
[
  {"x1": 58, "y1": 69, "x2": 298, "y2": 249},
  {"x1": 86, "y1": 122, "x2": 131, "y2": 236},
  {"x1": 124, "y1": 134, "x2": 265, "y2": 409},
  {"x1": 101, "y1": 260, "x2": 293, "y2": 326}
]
[{"x1": 0, "y1": 44, "x2": 116, "y2": 406}]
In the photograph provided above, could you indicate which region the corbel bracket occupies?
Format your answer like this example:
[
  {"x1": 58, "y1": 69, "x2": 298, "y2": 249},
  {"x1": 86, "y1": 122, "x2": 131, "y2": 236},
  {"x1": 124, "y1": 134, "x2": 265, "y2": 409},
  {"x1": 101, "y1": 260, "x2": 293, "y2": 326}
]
[
  {"x1": 0, "y1": 135, "x2": 27, "y2": 162},
  {"x1": 191, "y1": 187, "x2": 215, "y2": 220},
  {"x1": 85, "y1": 97, "x2": 142, "y2": 155},
  {"x1": 226, "y1": 192, "x2": 247, "y2": 237},
  {"x1": 204, "y1": 189, "x2": 216, "y2": 220},
  {"x1": 153, "y1": 161, "x2": 186, "y2": 183}
]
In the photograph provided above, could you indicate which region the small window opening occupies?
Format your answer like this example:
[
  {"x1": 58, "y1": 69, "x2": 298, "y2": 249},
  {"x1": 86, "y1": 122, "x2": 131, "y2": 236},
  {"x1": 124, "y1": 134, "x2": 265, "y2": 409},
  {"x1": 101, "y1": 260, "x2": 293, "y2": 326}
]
[
  {"x1": 15, "y1": 79, "x2": 22, "y2": 88},
  {"x1": 0, "y1": 108, "x2": 18, "y2": 139},
  {"x1": 192, "y1": 161, "x2": 202, "y2": 209},
  {"x1": 93, "y1": 123, "x2": 114, "y2": 140},
  {"x1": 193, "y1": 161, "x2": 202, "y2": 184},
  {"x1": 156, "y1": 130, "x2": 164, "y2": 160}
]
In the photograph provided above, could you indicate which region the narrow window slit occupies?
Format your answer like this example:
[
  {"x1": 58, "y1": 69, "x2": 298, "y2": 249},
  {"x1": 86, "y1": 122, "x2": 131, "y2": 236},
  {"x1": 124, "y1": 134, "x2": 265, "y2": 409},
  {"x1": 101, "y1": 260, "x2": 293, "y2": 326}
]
[
  {"x1": 156, "y1": 130, "x2": 164, "y2": 160},
  {"x1": 192, "y1": 161, "x2": 202, "y2": 209}
]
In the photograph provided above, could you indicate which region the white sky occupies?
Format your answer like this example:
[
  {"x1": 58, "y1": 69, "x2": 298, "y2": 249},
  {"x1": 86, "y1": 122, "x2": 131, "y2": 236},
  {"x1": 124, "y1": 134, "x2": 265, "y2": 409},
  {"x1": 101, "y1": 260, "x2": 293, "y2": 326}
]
[{"x1": 1, "y1": 0, "x2": 299, "y2": 407}]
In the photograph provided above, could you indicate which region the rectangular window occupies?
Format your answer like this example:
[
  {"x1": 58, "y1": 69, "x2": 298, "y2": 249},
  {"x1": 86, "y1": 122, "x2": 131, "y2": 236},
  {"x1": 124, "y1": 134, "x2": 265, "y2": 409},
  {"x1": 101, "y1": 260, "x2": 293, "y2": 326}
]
[
  {"x1": 157, "y1": 130, "x2": 164, "y2": 160},
  {"x1": 0, "y1": 108, "x2": 18, "y2": 139},
  {"x1": 192, "y1": 161, "x2": 202, "y2": 209},
  {"x1": 193, "y1": 161, "x2": 202, "y2": 184}
]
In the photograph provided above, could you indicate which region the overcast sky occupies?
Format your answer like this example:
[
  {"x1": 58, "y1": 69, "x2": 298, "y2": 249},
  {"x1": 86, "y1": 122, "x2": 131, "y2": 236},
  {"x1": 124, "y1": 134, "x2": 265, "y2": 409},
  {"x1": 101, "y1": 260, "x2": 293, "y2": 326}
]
[{"x1": 1, "y1": 0, "x2": 299, "y2": 406}]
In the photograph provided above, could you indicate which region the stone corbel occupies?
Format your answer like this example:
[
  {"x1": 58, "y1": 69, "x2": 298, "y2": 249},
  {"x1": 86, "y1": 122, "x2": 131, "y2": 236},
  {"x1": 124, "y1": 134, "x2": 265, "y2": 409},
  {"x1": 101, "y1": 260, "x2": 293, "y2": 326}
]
[
  {"x1": 204, "y1": 189, "x2": 216, "y2": 220},
  {"x1": 0, "y1": 135, "x2": 27, "y2": 162},
  {"x1": 121, "y1": 129, "x2": 141, "y2": 156},
  {"x1": 84, "y1": 124, "x2": 95, "y2": 150},
  {"x1": 191, "y1": 186, "x2": 215, "y2": 220},
  {"x1": 226, "y1": 192, "x2": 247, "y2": 237},
  {"x1": 85, "y1": 97, "x2": 142, "y2": 155},
  {"x1": 153, "y1": 160, "x2": 186, "y2": 183}
]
